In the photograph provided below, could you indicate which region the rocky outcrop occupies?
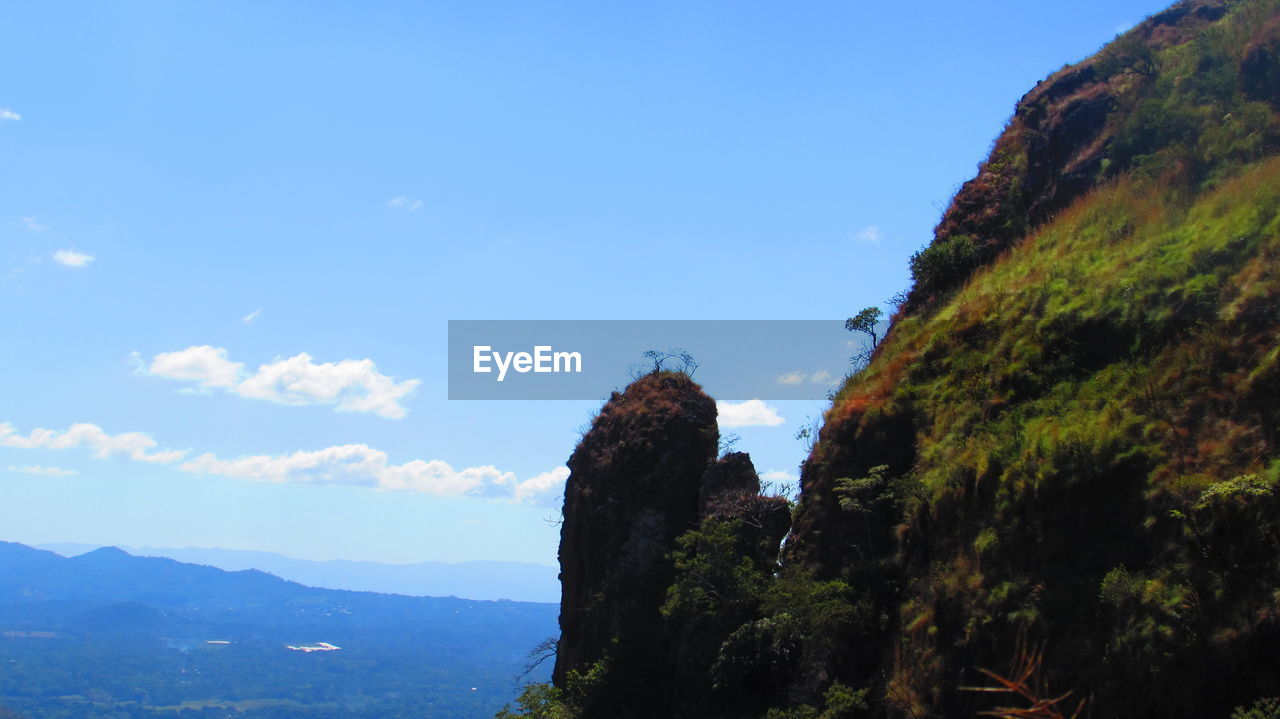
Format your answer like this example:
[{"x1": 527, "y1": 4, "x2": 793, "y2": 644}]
[
  {"x1": 553, "y1": 377, "x2": 797, "y2": 717},
  {"x1": 702, "y1": 453, "x2": 793, "y2": 569},
  {"x1": 553, "y1": 372, "x2": 719, "y2": 716},
  {"x1": 699, "y1": 451, "x2": 760, "y2": 510}
]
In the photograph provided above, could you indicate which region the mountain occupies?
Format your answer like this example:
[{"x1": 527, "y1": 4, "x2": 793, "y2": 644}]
[
  {"x1": 0, "y1": 541, "x2": 557, "y2": 719},
  {"x1": 535, "y1": 1, "x2": 1280, "y2": 718},
  {"x1": 36, "y1": 543, "x2": 559, "y2": 603}
]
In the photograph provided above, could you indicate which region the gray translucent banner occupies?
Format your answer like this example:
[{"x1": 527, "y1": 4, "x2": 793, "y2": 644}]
[{"x1": 448, "y1": 320, "x2": 868, "y2": 400}]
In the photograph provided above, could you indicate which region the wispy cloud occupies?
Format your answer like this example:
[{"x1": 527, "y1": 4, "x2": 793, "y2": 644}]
[
  {"x1": 0, "y1": 420, "x2": 566, "y2": 504},
  {"x1": 717, "y1": 399, "x2": 785, "y2": 428},
  {"x1": 180, "y1": 445, "x2": 495, "y2": 493},
  {"x1": 52, "y1": 249, "x2": 93, "y2": 268},
  {"x1": 854, "y1": 225, "x2": 882, "y2": 244},
  {"x1": 776, "y1": 370, "x2": 837, "y2": 386},
  {"x1": 241, "y1": 308, "x2": 262, "y2": 324},
  {"x1": 127, "y1": 351, "x2": 147, "y2": 375},
  {"x1": 760, "y1": 470, "x2": 797, "y2": 483},
  {"x1": 17, "y1": 217, "x2": 47, "y2": 232},
  {"x1": 180, "y1": 445, "x2": 566, "y2": 504},
  {"x1": 0, "y1": 109, "x2": 19, "y2": 122},
  {"x1": 0, "y1": 422, "x2": 186, "y2": 464},
  {"x1": 387, "y1": 196, "x2": 424, "y2": 212},
  {"x1": 144, "y1": 345, "x2": 421, "y2": 419},
  {"x1": 8, "y1": 464, "x2": 77, "y2": 477}
]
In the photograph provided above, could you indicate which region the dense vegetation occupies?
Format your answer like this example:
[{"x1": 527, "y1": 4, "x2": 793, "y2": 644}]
[
  {"x1": 0, "y1": 543, "x2": 557, "y2": 719},
  {"x1": 512, "y1": 1, "x2": 1280, "y2": 717}
]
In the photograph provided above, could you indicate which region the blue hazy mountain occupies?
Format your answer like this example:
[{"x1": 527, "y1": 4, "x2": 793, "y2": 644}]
[
  {"x1": 0, "y1": 541, "x2": 557, "y2": 719},
  {"x1": 36, "y1": 543, "x2": 559, "y2": 603}
]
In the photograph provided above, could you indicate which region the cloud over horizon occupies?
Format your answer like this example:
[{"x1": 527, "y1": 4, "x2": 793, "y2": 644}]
[
  {"x1": 0, "y1": 419, "x2": 566, "y2": 505},
  {"x1": 145, "y1": 346, "x2": 420, "y2": 419},
  {"x1": 184, "y1": 445, "x2": 566, "y2": 504}
]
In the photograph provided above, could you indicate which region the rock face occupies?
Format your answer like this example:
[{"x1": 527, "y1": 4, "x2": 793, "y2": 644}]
[
  {"x1": 553, "y1": 372, "x2": 719, "y2": 715},
  {"x1": 552, "y1": 377, "x2": 795, "y2": 717}
]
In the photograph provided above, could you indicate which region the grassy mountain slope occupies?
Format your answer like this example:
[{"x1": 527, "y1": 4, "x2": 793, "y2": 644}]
[{"x1": 786, "y1": 0, "x2": 1280, "y2": 715}]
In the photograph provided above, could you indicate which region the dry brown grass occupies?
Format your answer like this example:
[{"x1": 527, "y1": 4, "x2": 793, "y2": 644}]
[{"x1": 962, "y1": 645, "x2": 1086, "y2": 719}]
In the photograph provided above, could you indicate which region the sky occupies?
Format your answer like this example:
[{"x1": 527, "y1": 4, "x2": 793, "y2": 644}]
[{"x1": 0, "y1": 0, "x2": 1170, "y2": 567}]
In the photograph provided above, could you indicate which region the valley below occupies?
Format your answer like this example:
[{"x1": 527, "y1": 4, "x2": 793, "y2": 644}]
[{"x1": 0, "y1": 542, "x2": 557, "y2": 719}]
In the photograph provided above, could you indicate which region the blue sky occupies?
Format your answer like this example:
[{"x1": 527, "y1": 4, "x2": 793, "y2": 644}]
[{"x1": 0, "y1": 0, "x2": 1168, "y2": 566}]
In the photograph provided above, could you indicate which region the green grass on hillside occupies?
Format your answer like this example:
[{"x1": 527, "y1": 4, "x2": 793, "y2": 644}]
[{"x1": 823, "y1": 145, "x2": 1280, "y2": 719}]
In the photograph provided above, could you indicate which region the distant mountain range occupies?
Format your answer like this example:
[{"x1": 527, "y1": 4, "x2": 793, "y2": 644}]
[
  {"x1": 36, "y1": 542, "x2": 559, "y2": 603},
  {"x1": 0, "y1": 540, "x2": 558, "y2": 719}
]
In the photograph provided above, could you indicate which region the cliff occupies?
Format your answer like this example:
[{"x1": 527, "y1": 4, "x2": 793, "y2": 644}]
[
  {"x1": 553, "y1": 372, "x2": 719, "y2": 715},
  {"x1": 789, "y1": 0, "x2": 1280, "y2": 715},
  {"x1": 551, "y1": 373, "x2": 790, "y2": 718}
]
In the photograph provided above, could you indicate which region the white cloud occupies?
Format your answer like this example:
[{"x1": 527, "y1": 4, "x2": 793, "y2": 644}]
[
  {"x1": 761, "y1": 470, "x2": 797, "y2": 483},
  {"x1": 717, "y1": 400, "x2": 785, "y2": 428},
  {"x1": 242, "y1": 308, "x2": 262, "y2": 324},
  {"x1": 149, "y1": 345, "x2": 243, "y2": 389},
  {"x1": 379, "y1": 458, "x2": 515, "y2": 495},
  {"x1": 0, "y1": 422, "x2": 186, "y2": 464},
  {"x1": 777, "y1": 371, "x2": 806, "y2": 385},
  {"x1": 182, "y1": 444, "x2": 394, "y2": 485},
  {"x1": 236, "y1": 354, "x2": 420, "y2": 418},
  {"x1": 0, "y1": 418, "x2": 562, "y2": 504},
  {"x1": 854, "y1": 225, "x2": 882, "y2": 244},
  {"x1": 0, "y1": 109, "x2": 19, "y2": 122},
  {"x1": 180, "y1": 444, "x2": 565, "y2": 504},
  {"x1": 511, "y1": 466, "x2": 569, "y2": 505},
  {"x1": 8, "y1": 464, "x2": 77, "y2": 477},
  {"x1": 18, "y1": 217, "x2": 47, "y2": 231},
  {"x1": 387, "y1": 196, "x2": 424, "y2": 211},
  {"x1": 52, "y1": 249, "x2": 93, "y2": 268},
  {"x1": 144, "y1": 346, "x2": 420, "y2": 419}
]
